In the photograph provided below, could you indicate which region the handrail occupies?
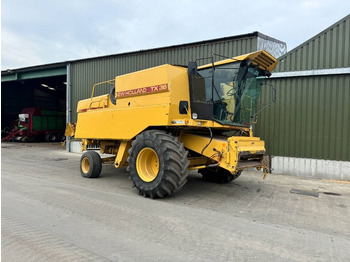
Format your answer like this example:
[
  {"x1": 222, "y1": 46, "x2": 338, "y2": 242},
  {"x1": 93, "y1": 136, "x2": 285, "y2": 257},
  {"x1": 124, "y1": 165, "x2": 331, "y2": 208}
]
[{"x1": 90, "y1": 79, "x2": 115, "y2": 100}]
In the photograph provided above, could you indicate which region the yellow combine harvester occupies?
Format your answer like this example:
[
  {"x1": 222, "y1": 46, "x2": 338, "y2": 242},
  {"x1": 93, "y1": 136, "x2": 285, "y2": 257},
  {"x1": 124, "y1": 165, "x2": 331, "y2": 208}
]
[{"x1": 66, "y1": 50, "x2": 278, "y2": 198}]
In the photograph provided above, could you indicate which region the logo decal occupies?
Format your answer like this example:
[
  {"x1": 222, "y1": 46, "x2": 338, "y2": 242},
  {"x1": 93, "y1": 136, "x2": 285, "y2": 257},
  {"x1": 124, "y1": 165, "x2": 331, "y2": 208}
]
[{"x1": 116, "y1": 83, "x2": 169, "y2": 98}]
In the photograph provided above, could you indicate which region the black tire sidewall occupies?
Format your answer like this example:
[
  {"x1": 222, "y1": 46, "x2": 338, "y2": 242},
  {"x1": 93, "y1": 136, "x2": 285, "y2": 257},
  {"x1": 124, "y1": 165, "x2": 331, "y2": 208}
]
[
  {"x1": 80, "y1": 151, "x2": 102, "y2": 178},
  {"x1": 49, "y1": 133, "x2": 57, "y2": 142}
]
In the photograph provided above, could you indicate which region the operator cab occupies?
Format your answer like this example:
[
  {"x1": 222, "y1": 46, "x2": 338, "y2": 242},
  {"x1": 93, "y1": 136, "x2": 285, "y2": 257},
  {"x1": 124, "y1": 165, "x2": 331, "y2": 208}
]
[{"x1": 188, "y1": 50, "x2": 277, "y2": 127}]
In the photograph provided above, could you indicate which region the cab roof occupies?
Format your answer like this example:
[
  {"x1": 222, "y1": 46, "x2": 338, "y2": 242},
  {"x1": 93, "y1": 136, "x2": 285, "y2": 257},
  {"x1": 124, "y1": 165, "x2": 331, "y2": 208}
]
[{"x1": 198, "y1": 50, "x2": 278, "y2": 73}]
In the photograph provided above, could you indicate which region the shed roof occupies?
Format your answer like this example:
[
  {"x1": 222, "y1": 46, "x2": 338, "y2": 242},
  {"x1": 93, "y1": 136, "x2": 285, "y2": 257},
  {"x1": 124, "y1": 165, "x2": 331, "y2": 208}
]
[{"x1": 2, "y1": 31, "x2": 283, "y2": 80}]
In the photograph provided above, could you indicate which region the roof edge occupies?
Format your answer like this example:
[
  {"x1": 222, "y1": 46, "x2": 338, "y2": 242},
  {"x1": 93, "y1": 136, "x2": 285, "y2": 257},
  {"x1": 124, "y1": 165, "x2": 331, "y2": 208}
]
[
  {"x1": 2, "y1": 31, "x2": 282, "y2": 74},
  {"x1": 2, "y1": 62, "x2": 68, "y2": 76},
  {"x1": 62, "y1": 31, "x2": 262, "y2": 64},
  {"x1": 278, "y1": 14, "x2": 350, "y2": 60}
]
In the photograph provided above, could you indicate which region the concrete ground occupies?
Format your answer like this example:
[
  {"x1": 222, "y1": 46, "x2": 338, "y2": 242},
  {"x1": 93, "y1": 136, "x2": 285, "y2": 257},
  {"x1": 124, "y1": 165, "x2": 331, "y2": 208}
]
[{"x1": 1, "y1": 142, "x2": 350, "y2": 261}]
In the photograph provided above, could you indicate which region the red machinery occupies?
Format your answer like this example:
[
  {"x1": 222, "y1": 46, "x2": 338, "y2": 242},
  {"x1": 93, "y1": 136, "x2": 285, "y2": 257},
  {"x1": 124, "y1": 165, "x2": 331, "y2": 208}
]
[{"x1": 2, "y1": 108, "x2": 65, "y2": 142}]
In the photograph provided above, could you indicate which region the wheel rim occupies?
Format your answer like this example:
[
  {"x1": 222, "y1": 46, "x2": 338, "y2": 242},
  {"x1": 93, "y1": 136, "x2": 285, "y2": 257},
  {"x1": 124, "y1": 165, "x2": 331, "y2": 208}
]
[
  {"x1": 81, "y1": 157, "x2": 90, "y2": 174},
  {"x1": 136, "y1": 147, "x2": 159, "y2": 182}
]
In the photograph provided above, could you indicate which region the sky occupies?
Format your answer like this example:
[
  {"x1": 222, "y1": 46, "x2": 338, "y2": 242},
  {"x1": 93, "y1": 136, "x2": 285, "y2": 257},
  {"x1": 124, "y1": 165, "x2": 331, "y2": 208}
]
[{"x1": 1, "y1": 0, "x2": 350, "y2": 70}]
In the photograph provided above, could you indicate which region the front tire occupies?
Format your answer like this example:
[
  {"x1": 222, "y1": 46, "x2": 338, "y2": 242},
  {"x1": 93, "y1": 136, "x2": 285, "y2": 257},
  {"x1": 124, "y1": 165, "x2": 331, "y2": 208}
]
[
  {"x1": 128, "y1": 130, "x2": 189, "y2": 198},
  {"x1": 80, "y1": 151, "x2": 102, "y2": 178}
]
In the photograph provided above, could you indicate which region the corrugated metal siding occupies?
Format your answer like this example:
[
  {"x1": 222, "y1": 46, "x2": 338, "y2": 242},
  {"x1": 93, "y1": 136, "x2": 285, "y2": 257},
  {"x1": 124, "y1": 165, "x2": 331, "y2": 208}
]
[
  {"x1": 275, "y1": 14, "x2": 350, "y2": 72},
  {"x1": 71, "y1": 36, "x2": 261, "y2": 122},
  {"x1": 255, "y1": 74, "x2": 350, "y2": 161},
  {"x1": 256, "y1": 15, "x2": 350, "y2": 162}
]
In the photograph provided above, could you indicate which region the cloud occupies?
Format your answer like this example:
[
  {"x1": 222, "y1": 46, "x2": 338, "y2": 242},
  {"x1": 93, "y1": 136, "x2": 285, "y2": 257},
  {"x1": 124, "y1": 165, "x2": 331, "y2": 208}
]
[
  {"x1": 301, "y1": 0, "x2": 327, "y2": 10},
  {"x1": 2, "y1": 29, "x2": 45, "y2": 69},
  {"x1": 2, "y1": 0, "x2": 350, "y2": 69}
]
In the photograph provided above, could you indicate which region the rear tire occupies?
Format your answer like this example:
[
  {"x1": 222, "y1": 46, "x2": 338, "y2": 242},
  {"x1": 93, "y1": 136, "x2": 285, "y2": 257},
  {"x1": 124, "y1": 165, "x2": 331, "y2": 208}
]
[
  {"x1": 80, "y1": 151, "x2": 102, "y2": 178},
  {"x1": 57, "y1": 132, "x2": 65, "y2": 142},
  {"x1": 128, "y1": 130, "x2": 189, "y2": 198},
  {"x1": 199, "y1": 167, "x2": 241, "y2": 183},
  {"x1": 45, "y1": 133, "x2": 57, "y2": 142}
]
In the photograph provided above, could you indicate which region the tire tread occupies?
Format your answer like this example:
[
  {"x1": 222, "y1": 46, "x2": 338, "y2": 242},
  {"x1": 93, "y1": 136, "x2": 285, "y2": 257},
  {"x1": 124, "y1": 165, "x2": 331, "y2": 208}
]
[{"x1": 128, "y1": 130, "x2": 189, "y2": 198}]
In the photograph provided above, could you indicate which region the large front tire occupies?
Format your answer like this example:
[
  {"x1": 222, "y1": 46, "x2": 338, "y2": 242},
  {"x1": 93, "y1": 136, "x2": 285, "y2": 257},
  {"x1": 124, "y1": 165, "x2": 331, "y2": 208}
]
[
  {"x1": 80, "y1": 151, "x2": 102, "y2": 178},
  {"x1": 128, "y1": 130, "x2": 189, "y2": 198}
]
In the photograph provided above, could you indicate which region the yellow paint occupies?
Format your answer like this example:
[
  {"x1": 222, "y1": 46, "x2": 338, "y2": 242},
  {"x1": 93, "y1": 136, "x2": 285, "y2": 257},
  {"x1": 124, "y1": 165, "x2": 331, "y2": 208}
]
[
  {"x1": 198, "y1": 50, "x2": 278, "y2": 72},
  {"x1": 114, "y1": 141, "x2": 131, "y2": 168},
  {"x1": 75, "y1": 104, "x2": 171, "y2": 140},
  {"x1": 81, "y1": 156, "x2": 90, "y2": 174},
  {"x1": 179, "y1": 132, "x2": 266, "y2": 174},
  {"x1": 74, "y1": 65, "x2": 249, "y2": 140},
  {"x1": 136, "y1": 147, "x2": 159, "y2": 182},
  {"x1": 69, "y1": 50, "x2": 277, "y2": 175},
  {"x1": 64, "y1": 123, "x2": 76, "y2": 137}
]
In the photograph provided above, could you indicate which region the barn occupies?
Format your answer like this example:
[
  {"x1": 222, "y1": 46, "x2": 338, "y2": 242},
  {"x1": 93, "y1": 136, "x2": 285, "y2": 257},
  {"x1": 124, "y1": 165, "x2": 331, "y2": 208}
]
[{"x1": 2, "y1": 14, "x2": 349, "y2": 180}]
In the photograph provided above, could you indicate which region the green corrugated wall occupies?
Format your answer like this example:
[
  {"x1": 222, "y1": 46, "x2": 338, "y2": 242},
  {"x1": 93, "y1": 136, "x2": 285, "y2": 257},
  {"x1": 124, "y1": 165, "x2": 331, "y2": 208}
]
[
  {"x1": 255, "y1": 75, "x2": 350, "y2": 161},
  {"x1": 255, "y1": 14, "x2": 350, "y2": 161},
  {"x1": 275, "y1": 14, "x2": 350, "y2": 71}
]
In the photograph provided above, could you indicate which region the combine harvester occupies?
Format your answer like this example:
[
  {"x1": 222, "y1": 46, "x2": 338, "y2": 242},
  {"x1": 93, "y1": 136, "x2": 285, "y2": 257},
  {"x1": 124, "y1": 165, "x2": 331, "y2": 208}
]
[{"x1": 66, "y1": 50, "x2": 278, "y2": 198}]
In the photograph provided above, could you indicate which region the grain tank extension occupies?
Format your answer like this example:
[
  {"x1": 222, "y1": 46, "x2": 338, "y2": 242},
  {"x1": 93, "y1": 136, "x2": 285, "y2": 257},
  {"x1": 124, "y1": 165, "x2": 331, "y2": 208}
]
[{"x1": 66, "y1": 50, "x2": 278, "y2": 198}]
